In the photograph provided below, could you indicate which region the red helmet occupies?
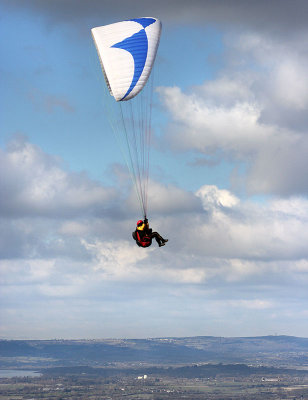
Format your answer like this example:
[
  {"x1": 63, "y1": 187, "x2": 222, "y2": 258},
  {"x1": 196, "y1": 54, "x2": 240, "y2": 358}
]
[{"x1": 137, "y1": 220, "x2": 143, "y2": 226}]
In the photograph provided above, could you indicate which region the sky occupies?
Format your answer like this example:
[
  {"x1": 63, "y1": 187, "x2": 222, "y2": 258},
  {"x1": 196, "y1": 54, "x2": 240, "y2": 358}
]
[{"x1": 1, "y1": 0, "x2": 308, "y2": 340}]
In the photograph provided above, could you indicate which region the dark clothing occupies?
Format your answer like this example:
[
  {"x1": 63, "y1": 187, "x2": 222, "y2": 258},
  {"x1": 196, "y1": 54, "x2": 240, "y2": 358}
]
[
  {"x1": 139, "y1": 226, "x2": 152, "y2": 238},
  {"x1": 150, "y1": 231, "x2": 165, "y2": 245}
]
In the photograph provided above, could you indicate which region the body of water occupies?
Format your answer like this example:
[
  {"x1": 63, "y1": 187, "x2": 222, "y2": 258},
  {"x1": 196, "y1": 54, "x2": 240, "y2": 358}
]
[{"x1": 0, "y1": 369, "x2": 42, "y2": 378}]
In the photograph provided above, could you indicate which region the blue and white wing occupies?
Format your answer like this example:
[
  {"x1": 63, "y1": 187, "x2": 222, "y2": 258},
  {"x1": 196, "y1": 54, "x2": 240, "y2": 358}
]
[{"x1": 91, "y1": 17, "x2": 161, "y2": 101}]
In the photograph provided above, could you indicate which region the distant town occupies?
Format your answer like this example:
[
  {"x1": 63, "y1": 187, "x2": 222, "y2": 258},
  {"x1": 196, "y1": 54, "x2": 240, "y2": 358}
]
[{"x1": 1, "y1": 335, "x2": 308, "y2": 399}]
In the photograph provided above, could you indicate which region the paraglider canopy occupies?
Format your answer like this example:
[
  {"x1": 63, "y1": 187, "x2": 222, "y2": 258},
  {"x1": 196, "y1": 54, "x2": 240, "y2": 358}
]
[
  {"x1": 91, "y1": 17, "x2": 162, "y2": 219},
  {"x1": 91, "y1": 18, "x2": 162, "y2": 101}
]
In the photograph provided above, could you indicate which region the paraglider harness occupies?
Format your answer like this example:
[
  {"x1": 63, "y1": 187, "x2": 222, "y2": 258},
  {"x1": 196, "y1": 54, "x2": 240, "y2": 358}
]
[
  {"x1": 135, "y1": 231, "x2": 152, "y2": 248},
  {"x1": 132, "y1": 218, "x2": 152, "y2": 248}
]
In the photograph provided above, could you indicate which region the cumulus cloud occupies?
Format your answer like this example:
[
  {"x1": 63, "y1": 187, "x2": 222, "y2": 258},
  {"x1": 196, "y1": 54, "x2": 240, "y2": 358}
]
[
  {"x1": 196, "y1": 184, "x2": 239, "y2": 209},
  {"x1": 228, "y1": 33, "x2": 308, "y2": 128},
  {"x1": 180, "y1": 185, "x2": 308, "y2": 262},
  {"x1": 146, "y1": 180, "x2": 202, "y2": 215},
  {"x1": 0, "y1": 135, "x2": 117, "y2": 218},
  {"x1": 158, "y1": 31, "x2": 308, "y2": 196}
]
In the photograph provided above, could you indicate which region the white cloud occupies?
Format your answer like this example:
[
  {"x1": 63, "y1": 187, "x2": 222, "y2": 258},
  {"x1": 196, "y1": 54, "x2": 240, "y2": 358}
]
[
  {"x1": 83, "y1": 239, "x2": 150, "y2": 279},
  {"x1": 232, "y1": 33, "x2": 308, "y2": 112},
  {"x1": 158, "y1": 30, "x2": 308, "y2": 196},
  {"x1": 196, "y1": 185, "x2": 239, "y2": 210},
  {"x1": 157, "y1": 85, "x2": 268, "y2": 156},
  {"x1": 227, "y1": 299, "x2": 274, "y2": 310},
  {"x1": 0, "y1": 135, "x2": 118, "y2": 218},
  {"x1": 272, "y1": 59, "x2": 308, "y2": 110},
  {"x1": 59, "y1": 221, "x2": 90, "y2": 236},
  {"x1": 147, "y1": 180, "x2": 202, "y2": 215}
]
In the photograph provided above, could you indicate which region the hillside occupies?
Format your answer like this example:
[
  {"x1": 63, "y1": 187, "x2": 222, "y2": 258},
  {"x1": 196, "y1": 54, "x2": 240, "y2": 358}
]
[{"x1": 1, "y1": 335, "x2": 308, "y2": 369}]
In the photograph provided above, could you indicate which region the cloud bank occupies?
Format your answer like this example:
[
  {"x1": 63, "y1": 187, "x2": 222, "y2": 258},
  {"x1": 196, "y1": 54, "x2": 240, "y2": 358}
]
[
  {"x1": 1, "y1": 137, "x2": 308, "y2": 337},
  {"x1": 4, "y1": 0, "x2": 308, "y2": 37}
]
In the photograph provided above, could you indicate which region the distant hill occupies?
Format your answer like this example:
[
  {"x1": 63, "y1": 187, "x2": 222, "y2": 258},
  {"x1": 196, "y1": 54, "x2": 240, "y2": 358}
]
[{"x1": 1, "y1": 335, "x2": 308, "y2": 369}]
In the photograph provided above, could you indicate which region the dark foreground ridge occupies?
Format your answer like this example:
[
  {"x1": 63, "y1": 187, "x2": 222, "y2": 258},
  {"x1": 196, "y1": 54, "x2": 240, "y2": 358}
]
[
  {"x1": 1, "y1": 335, "x2": 308, "y2": 369},
  {"x1": 42, "y1": 363, "x2": 307, "y2": 379}
]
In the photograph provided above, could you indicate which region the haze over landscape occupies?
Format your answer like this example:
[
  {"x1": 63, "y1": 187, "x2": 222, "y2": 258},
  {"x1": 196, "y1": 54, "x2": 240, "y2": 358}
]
[{"x1": 1, "y1": 0, "x2": 308, "y2": 340}]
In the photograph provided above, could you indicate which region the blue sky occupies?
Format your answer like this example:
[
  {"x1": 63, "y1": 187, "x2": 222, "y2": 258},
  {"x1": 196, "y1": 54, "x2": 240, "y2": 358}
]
[
  {"x1": 1, "y1": 5, "x2": 228, "y2": 190},
  {"x1": 1, "y1": 0, "x2": 308, "y2": 339}
]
